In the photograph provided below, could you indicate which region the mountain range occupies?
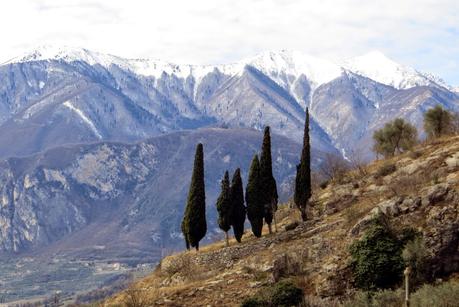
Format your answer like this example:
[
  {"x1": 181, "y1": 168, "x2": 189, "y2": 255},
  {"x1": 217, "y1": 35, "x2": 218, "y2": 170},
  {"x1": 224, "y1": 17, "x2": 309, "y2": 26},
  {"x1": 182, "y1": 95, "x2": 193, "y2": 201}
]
[
  {"x1": 0, "y1": 45, "x2": 458, "y2": 301},
  {"x1": 1, "y1": 46, "x2": 458, "y2": 160}
]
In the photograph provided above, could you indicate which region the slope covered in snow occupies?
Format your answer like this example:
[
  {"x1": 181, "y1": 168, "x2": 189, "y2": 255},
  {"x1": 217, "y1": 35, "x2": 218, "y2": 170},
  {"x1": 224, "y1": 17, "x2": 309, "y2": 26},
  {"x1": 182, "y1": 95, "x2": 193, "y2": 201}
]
[
  {"x1": 6, "y1": 45, "x2": 452, "y2": 92},
  {"x1": 340, "y1": 51, "x2": 448, "y2": 90}
]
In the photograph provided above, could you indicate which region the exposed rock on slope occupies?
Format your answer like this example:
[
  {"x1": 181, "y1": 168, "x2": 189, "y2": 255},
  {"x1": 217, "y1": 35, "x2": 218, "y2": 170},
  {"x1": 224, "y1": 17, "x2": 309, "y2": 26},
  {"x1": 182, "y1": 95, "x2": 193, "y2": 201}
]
[
  {"x1": 0, "y1": 128, "x2": 309, "y2": 258},
  {"x1": 107, "y1": 136, "x2": 459, "y2": 306}
]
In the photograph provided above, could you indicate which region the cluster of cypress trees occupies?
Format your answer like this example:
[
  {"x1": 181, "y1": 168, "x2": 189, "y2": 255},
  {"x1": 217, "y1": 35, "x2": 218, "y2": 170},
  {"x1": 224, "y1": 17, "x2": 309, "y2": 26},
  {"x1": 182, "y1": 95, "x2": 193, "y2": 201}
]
[{"x1": 181, "y1": 109, "x2": 312, "y2": 250}]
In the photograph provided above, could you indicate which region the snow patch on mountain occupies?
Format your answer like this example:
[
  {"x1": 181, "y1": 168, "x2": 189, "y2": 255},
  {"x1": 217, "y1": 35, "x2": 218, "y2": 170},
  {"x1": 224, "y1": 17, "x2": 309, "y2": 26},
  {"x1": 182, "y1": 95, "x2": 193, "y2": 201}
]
[
  {"x1": 341, "y1": 51, "x2": 442, "y2": 89},
  {"x1": 245, "y1": 50, "x2": 343, "y2": 88},
  {"x1": 63, "y1": 101, "x2": 102, "y2": 139},
  {"x1": 7, "y1": 45, "x2": 453, "y2": 93}
]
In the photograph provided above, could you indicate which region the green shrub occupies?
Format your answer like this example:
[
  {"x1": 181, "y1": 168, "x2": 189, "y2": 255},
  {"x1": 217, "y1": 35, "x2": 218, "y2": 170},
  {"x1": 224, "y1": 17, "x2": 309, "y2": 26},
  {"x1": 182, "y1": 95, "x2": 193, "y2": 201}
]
[
  {"x1": 240, "y1": 280, "x2": 304, "y2": 307},
  {"x1": 349, "y1": 218, "x2": 404, "y2": 290},
  {"x1": 240, "y1": 297, "x2": 267, "y2": 307},
  {"x1": 270, "y1": 280, "x2": 304, "y2": 307}
]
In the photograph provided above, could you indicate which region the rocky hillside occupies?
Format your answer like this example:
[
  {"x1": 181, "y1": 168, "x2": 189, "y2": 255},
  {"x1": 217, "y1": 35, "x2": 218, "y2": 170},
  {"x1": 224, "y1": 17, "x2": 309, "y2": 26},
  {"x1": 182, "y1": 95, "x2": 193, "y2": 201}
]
[{"x1": 107, "y1": 136, "x2": 459, "y2": 306}]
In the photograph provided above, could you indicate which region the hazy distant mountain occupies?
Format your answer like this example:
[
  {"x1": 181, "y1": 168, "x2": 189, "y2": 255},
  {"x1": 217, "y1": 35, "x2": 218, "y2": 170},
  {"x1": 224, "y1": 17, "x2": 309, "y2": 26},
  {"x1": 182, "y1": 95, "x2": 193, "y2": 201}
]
[
  {"x1": 0, "y1": 128, "x2": 313, "y2": 257},
  {"x1": 1, "y1": 46, "x2": 457, "y2": 160}
]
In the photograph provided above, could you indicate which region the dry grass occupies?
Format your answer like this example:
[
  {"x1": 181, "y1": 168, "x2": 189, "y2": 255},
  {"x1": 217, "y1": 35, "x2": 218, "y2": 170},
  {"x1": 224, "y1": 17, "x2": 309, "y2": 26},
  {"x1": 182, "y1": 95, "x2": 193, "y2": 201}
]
[{"x1": 105, "y1": 136, "x2": 459, "y2": 307}]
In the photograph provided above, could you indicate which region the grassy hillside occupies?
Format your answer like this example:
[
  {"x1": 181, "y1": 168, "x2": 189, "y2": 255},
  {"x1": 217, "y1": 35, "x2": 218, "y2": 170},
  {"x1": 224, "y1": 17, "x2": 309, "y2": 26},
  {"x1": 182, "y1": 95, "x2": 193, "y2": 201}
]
[{"x1": 105, "y1": 136, "x2": 459, "y2": 306}]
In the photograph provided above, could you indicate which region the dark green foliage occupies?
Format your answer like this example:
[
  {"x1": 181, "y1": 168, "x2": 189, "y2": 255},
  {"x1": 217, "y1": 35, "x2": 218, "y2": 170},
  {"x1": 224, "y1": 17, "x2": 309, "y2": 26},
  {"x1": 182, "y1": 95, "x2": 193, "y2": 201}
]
[
  {"x1": 294, "y1": 108, "x2": 311, "y2": 221},
  {"x1": 230, "y1": 168, "x2": 246, "y2": 243},
  {"x1": 372, "y1": 118, "x2": 418, "y2": 158},
  {"x1": 240, "y1": 297, "x2": 267, "y2": 307},
  {"x1": 424, "y1": 105, "x2": 453, "y2": 139},
  {"x1": 270, "y1": 280, "x2": 304, "y2": 307},
  {"x1": 259, "y1": 126, "x2": 278, "y2": 230},
  {"x1": 216, "y1": 171, "x2": 232, "y2": 233},
  {"x1": 240, "y1": 280, "x2": 304, "y2": 307},
  {"x1": 246, "y1": 155, "x2": 264, "y2": 238},
  {"x1": 349, "y1": 218, "x2": 405, "y2": 290},
  {"x1": 181, "y1": 143, "x2": 207, "y2": 250}
]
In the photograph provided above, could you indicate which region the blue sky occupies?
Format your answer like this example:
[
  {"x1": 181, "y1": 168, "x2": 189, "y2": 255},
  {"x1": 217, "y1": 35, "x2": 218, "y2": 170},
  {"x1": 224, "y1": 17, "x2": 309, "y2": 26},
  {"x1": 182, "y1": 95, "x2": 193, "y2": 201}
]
[{"x1": 1, "y1": 0, "x2": 458, "y2": 85}]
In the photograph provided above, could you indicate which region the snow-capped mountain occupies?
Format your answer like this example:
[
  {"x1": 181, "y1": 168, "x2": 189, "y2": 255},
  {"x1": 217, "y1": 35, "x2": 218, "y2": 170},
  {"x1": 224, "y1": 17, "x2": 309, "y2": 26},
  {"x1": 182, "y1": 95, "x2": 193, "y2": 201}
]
[{"x1": 0, "y1": 45, "x2": 457, "y2": 160}]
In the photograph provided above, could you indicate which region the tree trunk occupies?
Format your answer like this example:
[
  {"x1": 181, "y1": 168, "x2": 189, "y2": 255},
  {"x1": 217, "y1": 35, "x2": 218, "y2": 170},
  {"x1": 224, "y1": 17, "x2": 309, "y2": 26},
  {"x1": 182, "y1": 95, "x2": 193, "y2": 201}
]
[
  {"x1": 300, "y1": 207, "x2": 307, "y2": 221},
  {"x1": 225, "y1": 231, "x2": 229, "y2": 247},
  {"x1": 273, "y1": 213, "x2": 278, "y2": 233},
  {"x1": 267, "y1": 223, "x2": 272, "y2": 234},
  {"x1": 195, "y1": 242, "x2": 199, "y2": 251}
]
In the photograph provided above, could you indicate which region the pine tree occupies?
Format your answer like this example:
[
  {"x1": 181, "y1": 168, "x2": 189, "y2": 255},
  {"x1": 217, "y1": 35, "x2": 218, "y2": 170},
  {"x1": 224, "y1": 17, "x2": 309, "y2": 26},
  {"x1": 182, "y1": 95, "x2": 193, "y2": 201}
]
[
  {"x1": 259, "y1": 126, "x2": 278, "y2": 233},
  {"x1": 181, "y1": 143, "x2": 207, "y2": 251},
  {"x1": 230, "y1": 168, "x2": 245, "y2": 243},
  {"x1": 294, "y1": 108, "x2": 311, "y2": 221},
  {"x1": 246, "y1": 155, "x2": 264, "y2": 237},
  {"x1": 216, "y1": 171, "x2": 232, "y2": 247}
]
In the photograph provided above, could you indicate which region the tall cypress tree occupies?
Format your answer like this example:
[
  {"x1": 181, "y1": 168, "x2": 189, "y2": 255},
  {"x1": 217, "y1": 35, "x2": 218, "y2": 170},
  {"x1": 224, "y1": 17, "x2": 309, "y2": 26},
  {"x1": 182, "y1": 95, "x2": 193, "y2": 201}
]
[
  {"x1": 181, "y1": 143, "x2": 207, "y2": 250},
  {"x1": 246, "y1": 155, "x2": 264, "y2": 238},
  {"x1": 259, "y1": 126, "x2": 278, "y2": 234},
  {"x1": 216, "y1": 171, "x2": 232, "y2": 247},
  {"x1": 294, "y1": 108, "x2": 311, "y2": 221},
  {"x1": 230, "y1": 168, "x2": 245, "y2": 243}
]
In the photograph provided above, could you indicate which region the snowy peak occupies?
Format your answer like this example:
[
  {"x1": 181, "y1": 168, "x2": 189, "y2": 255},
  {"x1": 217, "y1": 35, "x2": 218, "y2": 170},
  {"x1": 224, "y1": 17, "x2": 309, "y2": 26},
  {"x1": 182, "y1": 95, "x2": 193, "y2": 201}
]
[
  {"x1": 3, "y1": 45, "x2": 452, "y2": 91},
  {"x1": 9, "y1": 45, "x2": 125, "y2": 67},
  {"x1": 341, "y1": 51, "x2": 439, "y2": 89},
  {"x1": 243, "y1": 50, "x2": 343, "y2": 87}
]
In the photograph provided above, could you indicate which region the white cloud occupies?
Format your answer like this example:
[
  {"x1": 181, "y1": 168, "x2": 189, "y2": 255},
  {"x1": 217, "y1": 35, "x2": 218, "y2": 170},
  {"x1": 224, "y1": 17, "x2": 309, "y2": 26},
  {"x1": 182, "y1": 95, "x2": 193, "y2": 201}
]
[{"x1": 0, "y1": 0, "x2": 458, "y2": 84}]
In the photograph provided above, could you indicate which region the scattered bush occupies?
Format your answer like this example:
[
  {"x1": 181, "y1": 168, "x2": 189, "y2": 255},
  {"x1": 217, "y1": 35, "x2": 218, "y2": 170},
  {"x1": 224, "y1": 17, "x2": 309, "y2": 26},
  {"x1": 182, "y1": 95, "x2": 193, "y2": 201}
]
[
  {"x1": 410, "y1": 280, "x2": 459, "y2": 306},
  {"x1": 318, "y1": 153, "x2": 350, "y2": 183},
  {"x1": 240, "y1": 280, "x2": 304, "y2": 307},
  {"x1": 343, "y1": 289, "x2": 404, "y2": 307},
  {"x1": 270, "y1": 280, "x2": 304, "y2": 307},
  {"x1": 373, "y1": 118, "x2": 418, "y2": 158},
  {"x1": 423, "y1": 105, "x2": 454, "y2": 139},
  {"x1": 374, "y1": 163, "x2": 396, "y2": 178},
  {"x1": 349, "y1": 218, "x2": 405, "y2": 290}
]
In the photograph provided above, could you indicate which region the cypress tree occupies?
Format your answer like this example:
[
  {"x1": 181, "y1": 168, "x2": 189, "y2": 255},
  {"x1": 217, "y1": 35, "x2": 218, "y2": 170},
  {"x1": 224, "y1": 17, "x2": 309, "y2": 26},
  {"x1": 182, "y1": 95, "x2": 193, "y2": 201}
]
[
  {"x1": 216, "y1": 171, "x2": 232, "y2": 247},
  {"x1": 259, "y1": 126, "x2": 278, "y2": 234},
  {"x1": 294, "y1": 108, "x2": 311, "y2": 221},
  {"x1": 181, "y1": 143, "x2": 207, "y2": 251},
  {"x1": 230, "y1": 168, "x2": 245, "y2": 243},
  {"x1": 246, "y1": 155, "x2": 264, "y2": 238}
]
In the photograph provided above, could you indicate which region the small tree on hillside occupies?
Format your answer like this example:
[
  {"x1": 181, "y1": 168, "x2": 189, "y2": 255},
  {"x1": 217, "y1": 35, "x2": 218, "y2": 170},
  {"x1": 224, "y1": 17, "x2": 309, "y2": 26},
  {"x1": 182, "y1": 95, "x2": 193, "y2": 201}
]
[
  {"x1": 294, "y1": 108, "x2": 311, "y2": 221},
  {"x1": 216, "y1": 171, "x2": 232, "y2": 247},
  {"x1": 423, "y1": 105, "x2": 453, "y2": 139},
  {"x1": 246, "y1": 155, "x2": 264, "y2": 238},
  {"x1": 230, "y1": 168, "x2": 246, "y2": 243},
  {"x1": 181, "y1": 143, "x2": 207, "y2": 251},
  {"x1": 373, "y1": 118, "x2": 418, "y2": 158},
  {"x1": 259, "y1": 126, "x2": 278, "y2": 234}
]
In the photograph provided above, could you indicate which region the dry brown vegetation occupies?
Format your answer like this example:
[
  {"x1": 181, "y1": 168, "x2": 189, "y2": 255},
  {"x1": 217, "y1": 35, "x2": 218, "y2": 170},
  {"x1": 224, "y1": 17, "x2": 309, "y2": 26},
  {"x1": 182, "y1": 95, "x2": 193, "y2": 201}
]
[{"x1": 105, "y1": 135, "x2": 459, "y2": 307}]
